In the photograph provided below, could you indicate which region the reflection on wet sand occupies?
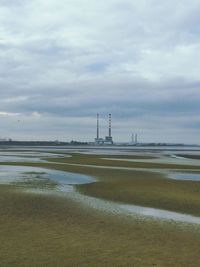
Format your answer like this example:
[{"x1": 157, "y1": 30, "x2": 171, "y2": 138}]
[{"x1": 1, "y1": 146, "x2": 200, "y2": 225}]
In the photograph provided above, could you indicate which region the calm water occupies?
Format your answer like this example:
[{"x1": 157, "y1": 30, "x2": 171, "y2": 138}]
[
  {"x1": 169, "y1": 172, "x2": 200, "y2": 181},
  {"x1": 0, "y1": 146, "x2": 200, "y2": 225},
  {"x1": 0, "y1": 165, "x2": 93, "y2": 192},
  {"x1": 119, "y1": 204, "x2": 200, "y2": 224}
]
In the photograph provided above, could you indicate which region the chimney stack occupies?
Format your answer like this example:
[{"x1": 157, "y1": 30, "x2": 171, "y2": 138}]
[
  {"x1": 97, "y1": 113, "x2": 99, "y2": 140},
  {"x1": 135, "y1": 133, "x2": 138, "y2": 144},
  {"x1": 109, "y1": 114, "x2": 111, "y2": 138}
]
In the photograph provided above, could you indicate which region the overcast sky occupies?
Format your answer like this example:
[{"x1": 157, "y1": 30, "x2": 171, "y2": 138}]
[{"x1": 0, "y1": 0, "x2": 200, "y2": 143}]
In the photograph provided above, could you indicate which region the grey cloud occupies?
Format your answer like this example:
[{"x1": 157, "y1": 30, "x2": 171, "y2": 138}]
[{"x1": 0, "y1": 0, "x2": 200, "y2": 142}]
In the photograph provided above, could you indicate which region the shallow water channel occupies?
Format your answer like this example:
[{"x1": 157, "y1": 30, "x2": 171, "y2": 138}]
[
  {"x1": 0, "y1": 165, "x2": 93, "y2": 192},
  {"x1": 169, "y1": 172, "x2": 200, "y2": 181},
  {"x1": 1, "y1": 165, "x2": 200, "y2": 225},
  {"x1": 0, "y1": 151, "x2": 69, "y2": 163}
]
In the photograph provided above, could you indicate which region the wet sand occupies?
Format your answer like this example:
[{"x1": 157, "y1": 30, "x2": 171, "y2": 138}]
[{"x1": 1, "y1": 146, "x2": 200, "y2": 266}]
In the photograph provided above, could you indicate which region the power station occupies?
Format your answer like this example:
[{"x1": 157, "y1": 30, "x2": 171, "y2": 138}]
[
  {"x1": 131, "y1": 133, "x2": 138, "y2": 145},
  {"x1": 95, "y1": 114, "x2": 113, "y2": 145}
]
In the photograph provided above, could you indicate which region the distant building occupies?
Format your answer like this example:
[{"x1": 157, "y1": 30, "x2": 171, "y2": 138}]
[{"x1": 94, "y1": 113, "x2": 113, "y2": 145}]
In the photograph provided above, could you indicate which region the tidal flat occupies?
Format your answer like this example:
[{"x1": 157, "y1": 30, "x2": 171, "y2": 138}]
[{"x1": 1, "y1": 146, "x2": 200, "y2": 266}]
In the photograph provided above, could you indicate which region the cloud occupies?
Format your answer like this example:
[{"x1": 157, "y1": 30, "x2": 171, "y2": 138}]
[
  {"x1": 0, "y1": 0, "x2": 199, "y2": 143},
  {"x1": 0, "y1": 111, "x2": 20, "y2": 116}
]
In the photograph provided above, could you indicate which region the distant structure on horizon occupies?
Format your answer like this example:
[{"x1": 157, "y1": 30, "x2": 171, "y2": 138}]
[
  {"x1": 94, "y1": 113, "x2": 113, "y2": 145},
  {"x1": 131, "y1": 133, "x2": 138, "y2": 145}
]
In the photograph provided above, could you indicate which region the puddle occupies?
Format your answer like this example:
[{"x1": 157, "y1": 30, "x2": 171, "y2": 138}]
[
  {"x1": 103, "y1": 156, "x2": 200, "y2": 166},
  {"x1": 170, "y1": 154, "x2": 187, "y2": 160},
  {"x1": 0, "y1": 151, "x2": 70, "y2": 163},
  {"x1": 0, "y1": 156, "x2": 46, "y2": 163},
  {"x1": 0, "y1": 165, "x2": 93, "y2": 192},
  {"x1": 169, "y1": 172, "x2": 200, "y2": 181}
]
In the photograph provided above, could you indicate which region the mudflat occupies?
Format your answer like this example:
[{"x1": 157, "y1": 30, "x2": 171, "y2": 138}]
[{"x1": 1, "y1": 149, "x2": 200, "y2": 266}]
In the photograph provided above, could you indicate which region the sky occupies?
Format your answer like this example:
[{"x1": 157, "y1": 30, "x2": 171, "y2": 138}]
[{"x1": 0, "y1": 0, "x2": 200, "y2": 143}]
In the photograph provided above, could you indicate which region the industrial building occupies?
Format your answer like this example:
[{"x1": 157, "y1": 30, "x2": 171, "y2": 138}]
[
  {"x1": 94, "y1": 113, "x2": 113, "y2": 145},
  {"x1": 131, "y1": 133, "x2": 138, "y2": 145}
]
